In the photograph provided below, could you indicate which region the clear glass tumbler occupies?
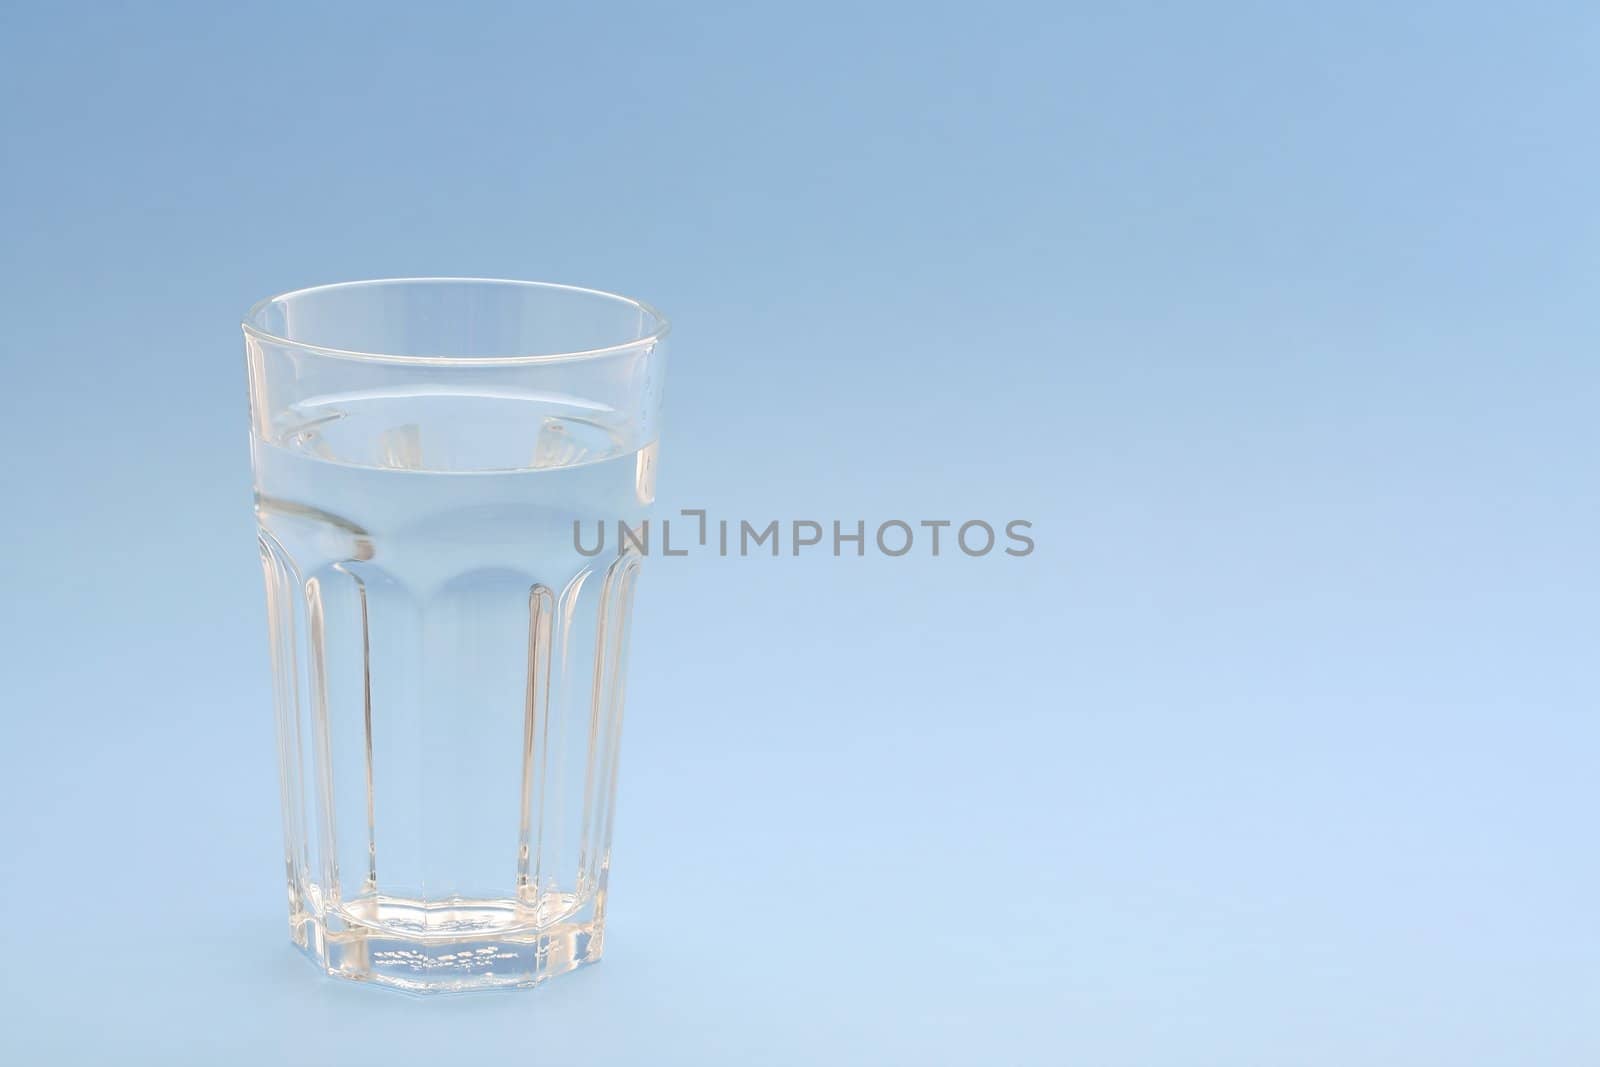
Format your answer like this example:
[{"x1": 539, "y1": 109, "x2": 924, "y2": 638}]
[{"x1": 243, "y1": 279, "x2": 668, "y2": 992}]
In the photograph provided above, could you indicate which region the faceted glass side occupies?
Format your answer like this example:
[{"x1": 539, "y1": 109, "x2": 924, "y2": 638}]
[{"x1": 258, "y1": 531, "x2": 640, "y2": 993}]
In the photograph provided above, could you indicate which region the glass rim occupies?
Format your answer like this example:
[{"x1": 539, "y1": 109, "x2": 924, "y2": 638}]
[{"x1": 241, "y1": 277, "x2": 670, "y2": 367}]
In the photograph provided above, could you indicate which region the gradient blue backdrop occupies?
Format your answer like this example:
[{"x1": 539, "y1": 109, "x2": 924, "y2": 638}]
[{"x1": 2, "y1": 2, "x2": 1595, "y2": 1063}]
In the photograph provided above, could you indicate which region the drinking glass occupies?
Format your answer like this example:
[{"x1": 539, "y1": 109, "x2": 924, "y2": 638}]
[{"x1": 243, "y1": 279, "x2": 668, "y2": 992}]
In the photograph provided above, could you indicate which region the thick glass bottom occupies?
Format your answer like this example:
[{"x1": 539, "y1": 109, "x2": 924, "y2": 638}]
[{"x1": 289, "y1": 891, "x2": 607, "y2": 993}]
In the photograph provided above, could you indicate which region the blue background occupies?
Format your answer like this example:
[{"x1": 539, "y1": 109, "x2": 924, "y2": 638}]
[{"x1": 2, "y1": 2, "x2": 1595, "y2": 1063}]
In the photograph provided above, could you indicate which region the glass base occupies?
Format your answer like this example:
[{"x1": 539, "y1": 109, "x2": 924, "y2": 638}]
[{"x1": 289, "y1": 891, "x2": 607, "y2": 993}]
